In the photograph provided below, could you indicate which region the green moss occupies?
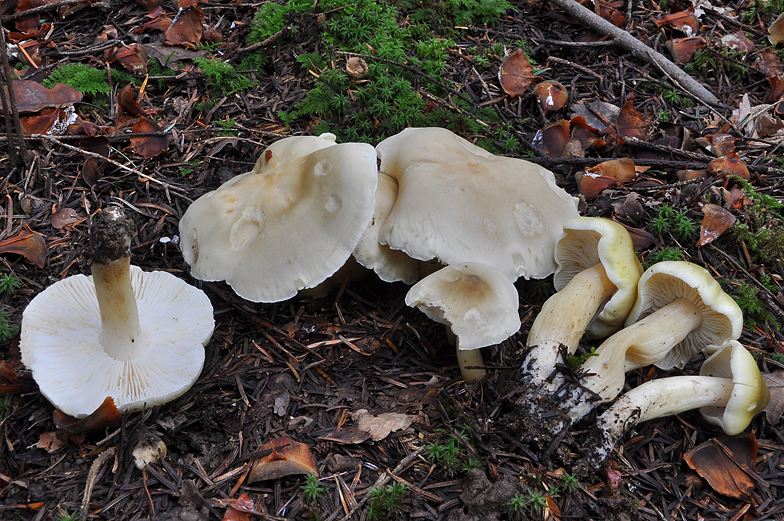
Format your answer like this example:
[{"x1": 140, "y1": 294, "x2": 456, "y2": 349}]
[
  {"x1": 44, "y1": 63, "x2": 110, "y2": 97},
  {"x1": 193, "y1": 57, "x2": 256, "y2": 97}
]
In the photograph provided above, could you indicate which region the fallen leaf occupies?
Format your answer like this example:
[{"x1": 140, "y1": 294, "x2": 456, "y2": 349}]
[
  {"x1": 221, "y1": 494, "x2": 254, "y2": 521},
  {"x1": 248, "y1": 437, "x2": 318, "y2": 483},
  {"x1": 575, "y1": 170, "x2": 618, "y2": 200},
  {"x1": 696, "y1": 203, "x2": 736, "y2": 247},
  {"x1": 111, "y1": 44, "x2": 148, "y2": 75},
  {"x1": 755, "y1": 50, "x2": 784, "y2": 77},
  {"x1": 1, "y1": 80, "x2": 82, "y2": 114},
  {"x1": 0, "y1": 228, "x2": 46, "y2": 268},
  {"x1": 145, "y1": 42, "x2": 208, "y2": 70},
  {"x1": 117, "y1": 84, "x2": 149, "y2": 117},
  {"x1": 616, "y1": 100, "x2": 649, "y2": 140},
  {"x1": 665, "y1": 37, "x2": 705, "y2": 64},
  {"x1": 51, "y1": 206, "x2": 80, "y2": 229},
  {"x1": 165, "y1": 5, "x2": 204, "y2": 49},
  {"x1": 770, "y1": 12, "x2": 784, "y2": 45},
  {"x1": 0, "y1": 360, "x2": 23, "y2": 395},
  {"x1": 533, "y1": 80, "x2": 568, "y2": 115},
  {"x1": 539, "y1": 119, "x2": 571, "y2": 157},
  {"x1": 695, "y1": 132, "x2": 735, "y2": 156},
  {"x1": 498, "y1": 49, "x2": 536, "y2": 97},
  {"x1": 707, "y1": 154, "x2": 749, "y2": 182},
  {"x1": 570, "y1": 99, "x2": 619, "y2": 131},
  {"x1": 17, "y1": 40, "x2": 40, "y2": 68},
  {"x1": 769, "y1": 76, "x2": 784, "y2": 102},
  {"x1": 588, "y1": 157, "x2": 637, "y2": 184},
  {"x1": 683, "y1": 434, "x2": 759, "y2": 501},
  {"x1": 721, "y1": 32, "x2": 755, "y2": 53},
  {"x1": 52, "y1": 396, "x2": 123, "y2": 434},
  {"x1": 36, "y1": 430, "x2": 70, "y2": 453},
  {"x1": 677, "y1": 169, "x2": 707, "y2": 182},
  {"x1": 351, "y1": 408, "x2": 414, "y2": 441},
  {"x1": 80, "y1": 136, "x2": 110, "y2": 157},
  {"x1": 82, "y1": 157, "x2": 105, "y2": 188},
  {"x1": 136, "y1": 0, "x2": 160, "y2": 10},
  {"x1": 612, "y1": 193, "x2": 644, "y2": 221},
  {"x1": 655, "y1": 9, "x2": 699, "y2": 36},
  {"x1": 569, "y1": 116, "x2": 605, "y2": 149},
  {"x1": 762, "y1": 372, "x2": 784, "y2": 424},
  {"x1": 617, "y1": 222, "x2": 657, "y2": 250},
  {"x1": 131, "y1": 118, "x2": 168, "y2": 159}
]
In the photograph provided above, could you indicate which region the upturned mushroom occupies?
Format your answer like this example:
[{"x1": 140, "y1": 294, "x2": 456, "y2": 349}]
[
  {"x1": 376, "y1": 127, "x2": 579, "y2": 281},
  {"x1": 21, "y1": 206, "x2": 214, "y2": 418},
  {"x1": 405, "y1": 263, "x2": 521, "y2": 382},
  {"x1": 522, "y1": 217, "x2": 642, "y2": 387},
  {"x1": 582, "y1": 340, "x2": 769, "y2": 469},
  {"x1": 179, "y1": 133, "x2": 378, "y2": 302}
]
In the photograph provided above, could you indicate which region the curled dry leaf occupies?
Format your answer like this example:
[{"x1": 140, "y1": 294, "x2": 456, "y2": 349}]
[
  {"x1": 1, "y1": 80, "x2": 82, "y2": 114},
  {"x1": 696, "y1": 203, "x2": 735, "y2": 247},
  {"x1": 52, "y1": 396, "x2": 123, "y2": 435},
  {"x1": 221, "y1": 494, "x2": 255, "y2": 521},
  {"x1": 248, "y1": 437, "x2": 318, "y2": 483},
  {"x1": 655, "y1": 9, "x2": 699, "y2": 36},
  {"x1": 533, "y1": 80, "x2": 568, "y2": 115},
  {"x1": 677, "y1": 169, "x2": 707, "y2": 182},
  {"x1": 117, "y1": 84, "x2": 149, "y2": 117},
  {"x1": 683, "y1": 434, "x2": 759, "y2": 501},
  {"x1": 51, "y1": 207, "x2": 80, "y2": 229},
  {"x1": 575, "y1": 170, "x2": 618, "y2": 200},
  {"x1": 612, "y1": 193, "x2": 644, "y2": 221},
  {"x1": 539, "y1": 119, "x2": 571, "y2": 157},
  {"x1": 587, "y1": 157, "x2": 637, "y2": 184},
  {"x1": 352, "y1": 408, "x2": 414, "y2": 441},
  {"x1": 113, "y1": 44, "x2": 148, "y2": 75},
  {"x1": 498, "y1": 49, "x2": 536, "y2": 97},
  {"x1": 570, "y1": 116, "x2": 605, "y2": 149},
  {"x1": 762, "y1": 371, "x2": 784, "y2": 424},
  {"x1": 704, "y1": 132, "x2": 736, "y2": 156},
  {"x1": 0, "y1": 359, "x2": 24, "y2": 395},
  {"x1": 616, "y1": 100, "x2": 649, "y2": 140},
  {"x1": 769, "y1": 12, "x2": 784, "y2": 45},
  {"x1": 721, "y1": 32, "x2": 755, "y2": 53},
  {"x1": 165, "y1": 5, "x2": 204, "y2": 50},
  {"x1": 136, "y1": 0, "x2": 161, "y2": 11},
  {"x1": 665, "y1": 37, "x2": 705, "y2": 64},
  {"x1": 131, "y1": 118, "x2": 168, "y2": 159},
  {"x1": 0, "y1": 228, "x2": 46, "y2": 268},
  {"x1": 755, "y1": 49, "x2": 784, "y2": 77},
  {"x1": 707, "y1": 154, "x2": 749, "y2": 182},
  {"x1": 769, "y1": 76, "x2": 784, "y2": 102},
  {"x1": 618, "y1": 222, "x2": 656, "y2": 250},
  {"x1": 82, "y1": 157, "x2": 105, "y2": 188}
]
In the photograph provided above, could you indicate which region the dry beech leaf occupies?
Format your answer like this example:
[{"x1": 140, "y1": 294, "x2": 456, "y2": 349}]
[
  {"x1": 52, "y1": 396, "x2": 123, "y2": 434},
  {"x1": 17, "y1": 40, "x2": 41, "y2": 68},
  {"x1": 113, "y1": 44, "x2": 148, "y2": 75},
  {"x1": 498, "y1": 49, "x2": 536, "y2": 97},
  {"x1": 769, "y1": 76, "x2": 784, "y2": 102},
  {"x1": 221, "y1": 494, "x2": 255, "y2": 521},
  {"x1": 165, "y1": 5, "x2": 204, "y2": 49},
  {"x1": 707, "y1": 154, "x2": 749, "y2": 182},
  {"x1": 617, "y1": 222, "x2": 657, "y2": 250},
  {"x1": 665, "y1": 37, "x2": 705, "y2": 64},
  {"x1": 136, "y1": 0, "x2": 160, "y2": 10},
  {"x1": 0, "y1": 360, "x2": 23, "y2": 395},
  {"x1": 117, "y1": 84, "x2": 149, "y2": 117},
  {"x1": 82, "y1": 157, "x2": 105, "y2": 188},
  {"x1": 51, "y1": 207, "x2": 80, "y2": 229},
  {"x1": 677, "y1": 169, "x2": 707, "y2": 182},
  {"x1": 721, "y1": 32, "x2": 755, "y2": 53},
  {"x1": 540, "y1": 119, "x2": 571, "y2": 157},
  {"x1": 131, "y1": 118, "x2": 168, "y2": 159},
  {"x1": 352, "y1": 409, "x2": 414, "y2": 441},
  {"x1": 613, "y1": 193, "x2": 644, "y2": 221},
  {"x1": 684, "y1": 434, "x2": 759, "y2": 501},
  {"x1": 570, "y1": 116, "x2": 605, "y2": 149},
  {"x1": 37, "y1": 431, "x2": 70, "y2": 453},
  {"x1": 80, "y1": 136, "x2": 110, "y2": 157},
  {"x1": 575, "y1": 170, "x2": 618, "y2": 200},
  {"x1": 588, "y1": 157, "x2": 637, "y2": 184},
  {"x1": 1, "y1": 80, "x2": 82, "y2": 114},
  {"x1": 0, "y1": 228, "x2": 46, "y2": 268},
  {"x1": 755, "y1": 49, "x2": 784, "y2": 77},
  {"x1": 762, "y1": 372, "x2": 784, "y2": 424},
  {"x1": 696, "y1": 203, "x2": 736, "y2": 247},
  {"x1": 616, "y1": 100, "x2": 650, "y2": 140},
  {"x1": 705, "y1": 132, "x2": 736, "y2": 156},
  {"x1": 655, "y1": 9, "x2": 699, "y2": 36},
  {"x1": 769, "y1": 13, "x2": 784, "y2": 44},
  {"x1": 138, "y1": 13, "x2": 173, "y2": 33},
  {"x1": 533, "y1": 80, "x2": 568, "y2": 115},
  {"x1": 20, "y1": 108, "x2": 62, "y2": 134},
  {"x1": 248, "y1": 437, "x2": 318, "y2": 483}
]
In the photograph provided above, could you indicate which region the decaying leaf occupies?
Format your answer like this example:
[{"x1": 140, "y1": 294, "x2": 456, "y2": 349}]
[
  {"x1": 37, "y1": 430, "x2": 70, "y2": 453},
  {"x1": 533, "y1": 80, "x2": 568, "y2": 115},
  {"x1": 696, "y1": 204, "x2": 736, "y2": 247},
  {"x1": 707, "y1": 154, "x2": 749, "y2": 182},
  {"x1": 248, "y1": 436, "x2": 318, "y2": 483},
  {"x1": 145, "y1": 42, "x2": 208, "y2": 71},
  {"x1": 165, "y1": 5, "x2": 204, "y2": 49},
  {"x1": 655, "y1": 9, "x2": 699, "y2": 36},
  {"x1": 352, "y1": 409, "x2": 414, "y2": 441},
  {"x1": 616, "y1": 100, "x2": 649, "y2": 140},
  {"x1": 721, "y1": 32, "x2": 755, "y2": 53},
  {"x1": 665, "y1": 37, "x2": 705, "y2": 64},
  {"x1": 53, "y1": 396, "x2": 123, "y2": 435},
  {"x1": 587, "y1": 157, "x2": 637, "y2": 184},
  {"x1": 112, "y1": 44, "x2": 148, "y2": 75},
  {"x1": 82, "y1": 157, "x2": 105, "y2": 188},
  {"x1": 0, "y1": 359, "x2": 24, "y2": 395},
  {"x1": 731, "y1": 94, "x2": 784, "y2": 139},
  {"x1": 612, "y1": 193, "x2": 644, "y2": 221},
  {"x1": 769, "y1": 12, "x2": 784, "y2": 45},
  {"x1": 221, "y1": 494, "x2": 255, "y2": 521},
  {"x1": 618, "y1": 223, "x2": 657, "y2": 250},
  {"x1": 0, "y1": 228, "x2": 47, "y2": 268},
  {"x1": 755, "y1": 50, "x2": 784, "y2": 77},
  {"x1": 131, "y1": 118, "x2": 168, "y2": 159},
  {"x1": 1, "y1": 80, "x2": 82, "y2": 114},
  {"x1": 695, "y1": 132, "x2": 735, "y2": 157},
  {"x1": 51, "y1": 206, "x2": 80, "y2": 229},
  {"x1": 683, "y1": 434, "x2": 759, "y2": 501},
  {"x1": 538, "y1": 119, "x2": 571, "y2": 157},
  {"x1": 117, "y1": 84, "x2": 149, "y2": 117},
  {"x1": 498, "y1": 49, "x2": 536, "y2": 97},
  {"x1": 762, "y1": 371, "x2": 784, "y2": 424},
  {"x1": 575, "y1": 170, "x2": 618, "y2": 200}
]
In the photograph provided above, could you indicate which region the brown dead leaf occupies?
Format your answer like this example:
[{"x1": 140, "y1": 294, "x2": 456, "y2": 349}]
[
  {"x1": 684, "y1": 434, "x2": 759, "y2": 501},
  {"x1": 655, "y1": 9, "x2": 699, "y2": 36},
  {"x1": 221, "y1": 494, "x2": 254, "y2": 521},
  {"x1": 80, "y1": 136, "x2": 110, "y2": 157},
  {"x1": 616, "y1": 100, "x2": 649, "y2": 140},
  {"x1": 770, "y1": 13, "x2": 784, "y2": 44},
  {"x1": 112, "y1": 44, "x2": 148, "y2": 75},
  {"x1": 248, "y1": 437, "x2": 318, "y2": 483},
  {"x1": 145, "y1": 42, "x2": 208, "y2": 71},
  {"x1": 762, "y1": 372, "x2": 784, "y2": 424},
  {"x1": 769, "y1": 76, "x2": 784, "y2": 102},
  {"x1": 131, "y1": 118, "x2": 168, "y2": 159},
  {"x1": 165, "y1": 5, "x2": 204, "y2": 49},
  {"x1": 569, "y1": 116, "x2": 605, "y2": 149},
  {"x1": 20, "y1": 108, "x2": 61, "y2": 134},
  {"x1": 82, "y1": 157, "x2": 105, "y2": 188},
  {"x1": 665, "y1": 37, "x2": 705, "y2": 64},
  {"x1": 702, "y1": 132, "x2": 736, "y2": 157},
  {"x1": 588, "y1": 157, "x2": 637, "y2": 184},
  {"x1": 0, "y1": 360, "x2": 23, "y2": 395},
  {"x1": 618, "y1": 222, "x2": 656, "y2": 250},
  {"x1": 539, "y1": 119, "x2": 571, "y2": 157},
  {"x1": 721, "y1": 32, "x2": 755, "y2": 53},
  {"x1": 1, "y1": 80, "x2": 82, "y2": 114},
  {"x1": 51, "y1": 206, "x2": 80, "y2": 229},
  {"x1": 52, "y1": 397, "x2": 123, "y2": 434},
  {"x1": 136, "y1": 0, "x2": 160, "y2": 10},
  {"x1": 755, "y1": 50, "x2": 784, "y2": 77},
  {"x1": 351, "y1": 409, "x2": 414, "y2": 441},
  {"x1": 533, "y1": 80, "x2": 568, "y2": 115},
  {"x1": 137, "y1": 12, "x2": 173, "y2": 33},
  {"x1": 612, "y1": 193, "x2": 644, "y2": 221},
  {"x1": 0, "y1": 228, "x2": 46, "y2": 268},
  {"x1": 117, "y1": 84, "x2": 149, "y2": 117},
  {"x1": 498, "y1": 49, "x2": 536, "y2": 97},
  {"x1": 707, "y1": 154, "x2": 749, "y2": 182},
  {"x1": 36, "y1": 430, "x2": 70, "y2": 453},
  {"x1": 575, "y1": 170, "x2": 618, "y2": 200},
  {"x1": 17, "y1": 40, "x2": 41, "y2": 68},
  {"x1": 696, "y1": 203, "x2": 736, "y2": 247}
]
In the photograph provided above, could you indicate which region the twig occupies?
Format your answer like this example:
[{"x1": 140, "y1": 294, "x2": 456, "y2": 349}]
[
  {"x1": 235, "y1": 26, "x2": 292, "y2": 54},
  {"x1": 0, "y1": 21, "x2": 30, "y2": 171},
  {"x1": 80, "y1": 446, "x2": 117, "y2": 520},
  {"x1": 546, "y1": 56, "x2": 605, "y2": 84},
  {"x1": 0, "y1": 0, "x2": 90, "y2": 22},
  {"x1": 546, "y1": 0, "x2": 723, "y2": 108}
]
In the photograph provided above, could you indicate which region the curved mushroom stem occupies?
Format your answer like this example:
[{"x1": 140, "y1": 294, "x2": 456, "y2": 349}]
[
  {"x1": 523, "y1": 263, "x2": 616, "y2": 386},
  {"x1": 445, "y1": 328, "x2": 486, "y2": 383},
  {"x1": 568, "y1": 297, "x2": 703, "y2": 422},
  {"x1": 91, "y1": 207, "x2": 144, "y2": 361}
]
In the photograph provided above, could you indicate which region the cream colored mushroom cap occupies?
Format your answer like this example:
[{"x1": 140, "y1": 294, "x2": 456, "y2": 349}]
[
  {"x1": 250, "y1": 133, "x2": 337, "y2": 175},
  {"x1": 376, "y1": 127, "x2": 579, "y2": 281},
  {"x1": 699, "y1": 340, "x2": 770, "y2": 435},
  {"x1": 353, "y1": 172, "x2": 420, "y2": 284},
  {"x1": 20, "y1": 266, "x2": 214, "y2": 418},
  {"x1": 179, "y1": 140, "x2": 378, "y2": 302},
  {"x1": 624, "y1": 261, "x2": 742, "y2": 370},
  {"x1": 554, "y1": 217, "x2": 643, "y2": 338},
  {"x1": 405, "y1": 262, "x2": 521, "y2": 350}
]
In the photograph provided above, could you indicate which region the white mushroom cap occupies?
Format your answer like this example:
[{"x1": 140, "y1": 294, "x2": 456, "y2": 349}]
[
  {"x1": 21, "y1": 266, "x2": 214, "y2": 418},
  {"x1": 251, "y1": 133, "x2": 337, "y2": 175},
  {"x1": 624, "y1": 261, "x2": 743, "y2": 370},
  {"x1": 554, "y1": 217, "x2": 643, "y2": 337},
  {"x1": 179, "y1": 137, "x2": 378, "y2": 302},
  {"x1": 405, "y1": 262, "x2": 521, "y2": 350},
  {"x1": 353, "y1": 172, "x2": 420, "y2": 284},
  {"x1": 699, "y1": 340, "x2": 770, "y2": 435},
  {"x1": 376, "y1": 127, "x2": 579, "y2": 281}
]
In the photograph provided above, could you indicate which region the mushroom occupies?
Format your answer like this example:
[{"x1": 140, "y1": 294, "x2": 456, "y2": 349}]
[
  {"x1": 584, "y1": 340, "x2": 769, "y2": 468},
  {"x1": 376, "y1": 127, "x2": 579, "y2": 281},
  {"x1": 178, "y1": 133, "x2": 378, "y2": 302},
  {"x1": 405, "y1": 263, "x2": 521, "y2": 382},
  {"x1": 565, "y1": 260, "x2": 743, "y2": 423},
  {"x1": 522, "y1": 217, "x2": 643, "y2": 387},
  {"x1": 21, "y1": 207, "x2": 214, "y2": 418}
]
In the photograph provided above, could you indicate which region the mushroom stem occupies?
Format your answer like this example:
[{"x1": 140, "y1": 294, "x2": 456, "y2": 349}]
[
  {"x1": 90, "y1": 207, "x2": 144, "y2": 361},
  {"x1": 458, "y1": 347, "x2": 487, "y2": 383},
  {"x1": 568, "y1": 297, "x2": 703, "y2": 421},
  {"x1": 524, "y1": 263, "x2": 616, "y2": 385}
]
